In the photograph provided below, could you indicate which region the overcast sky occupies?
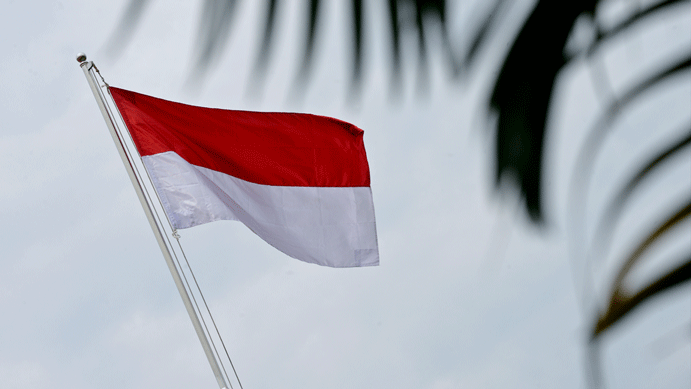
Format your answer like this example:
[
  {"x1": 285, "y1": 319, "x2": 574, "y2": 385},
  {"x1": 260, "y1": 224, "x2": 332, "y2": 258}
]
[{"x1": 1, "y1": 1, "x2": 689, "y2": 388}]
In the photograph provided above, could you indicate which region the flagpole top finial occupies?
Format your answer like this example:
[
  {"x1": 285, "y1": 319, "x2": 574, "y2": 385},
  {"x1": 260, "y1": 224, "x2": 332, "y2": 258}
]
[{"x1": 76, "y1": 53, "x2": 87, "y2": 63}]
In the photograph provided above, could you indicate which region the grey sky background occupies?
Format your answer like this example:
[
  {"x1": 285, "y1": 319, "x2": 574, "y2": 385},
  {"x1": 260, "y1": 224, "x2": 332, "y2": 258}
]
[{"x1": 1, "y1": 1, "x2": 689, "y2": 388}]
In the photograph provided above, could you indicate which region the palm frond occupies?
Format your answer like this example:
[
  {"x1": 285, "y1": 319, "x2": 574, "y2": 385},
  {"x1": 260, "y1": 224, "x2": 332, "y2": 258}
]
[
  {"x1": 250, "y1": 0, "x2": 279, "y2": 87},
  {"x1": 593, "y1": 200, "x2": 691, "y2": 337},
  {"x1": 591, "y1": 0, "x2": 686, "y2": 51},
  {"x1": 594, "y1": 257, "x2": 691, "y2": 337},
  {"x1": 292, "y1": 0, "x2": 322, "y2": 89},
  {"x1": 589, "y1": 129, "x2": 691, "y2": 264},
  {"x1": 351, "y1": 0, "x2": 364, "y2": 95},
  {"x1": 385, "y1": 1, "x2": 453, "y2": 93},
  {"x1": 104, "y1": 0, "x2": 149, "y2": 59},
  {"x1": 461, "y1": 0, "x2": 506, "y2": 70},
  {"x1": 569, "y1": 54, "x2": 691, "y2": 252},
  {"x1": 489, "y1": 1, "x2": 596, "y2": 222},
  {"x1": 192, "y1": 0, "x2": 238, "y2": 80}
]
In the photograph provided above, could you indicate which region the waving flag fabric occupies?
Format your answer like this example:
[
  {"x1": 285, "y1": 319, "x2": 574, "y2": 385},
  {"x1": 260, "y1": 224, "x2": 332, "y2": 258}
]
[{"x1": 109, "y1": 87, "x2": 378, "y2": 268}]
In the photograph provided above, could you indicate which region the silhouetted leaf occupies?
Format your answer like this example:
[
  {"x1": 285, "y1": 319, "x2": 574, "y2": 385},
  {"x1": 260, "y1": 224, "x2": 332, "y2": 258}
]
[
  {"x1": 111, "y1": 1, "x2": 458, "y2": 96},
  {"x1": 591, "y1": 0, "x2": 686, "y2": 50},
  {"x1": 490, "y1": 1, "x2": 596, "y2": 222},
  {"x1": 192, "y1": 0, "x2": 238, "y2": 79},
  {"x1": 293, "y1": 0, "x2": 322, "y2": 88},
  {"x1": 461, "y1": 0, "x2": 506, "y2": 70},
  {"x1": 387, "y1": 0, "x2": 402, "y2": 89},
  {"x1": 593, "y1": 199, "x2": 691, "y2": 337},
  {"x1": 569, "y1": 54, "x2": 691, "y2": 253},
  {"x1": 590, "y1": 129, "x2": 691, "y2": 263},
  {"x1": 413, "y1": 1, "x2": 429, "y2": 90},
  {"x1": 613, "y1": 199, "x2": 691, "y2": 293},
  {"x1": 105, "y1": 0, "x2": 149, "y2": 59},
  {"x1": 251, "y1": 0, "x2": 279, "y2": 87},
  {"x1": 383, "y1": 1, "x2": 452, "y2": 93},
  {"x1": 593, "y1": 257, "x2": 691, "y2": 338},
  {"x1": 351, "y1": 0, "x2": 363, "y2": 95}
]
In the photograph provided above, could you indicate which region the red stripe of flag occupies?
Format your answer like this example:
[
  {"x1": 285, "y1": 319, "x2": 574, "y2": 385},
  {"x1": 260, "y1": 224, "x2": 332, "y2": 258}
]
[{"x1": 110, "y1": 87, "x2": 371, "y2": 187}]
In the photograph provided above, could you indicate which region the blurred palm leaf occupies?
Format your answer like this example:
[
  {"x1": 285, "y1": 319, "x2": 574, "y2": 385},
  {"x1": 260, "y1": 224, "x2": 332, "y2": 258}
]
[
  {"x1": 593, "y1": 200, "x2": 691, "y2": 337},
  {"x1": 489, "y1": 1, "x2": 596, "y2": 222},
  {"x1": 194, "y1": 0, "x2": 238, "y2": 78},
  {"x1": 589, "y1": 129, "x2": 691, "y2": 270},
  {"x1": 590, "y1": 0, "x2": 687, "y2": 50},
  {"x1": 569, "y1": 53, "x2": 691, "y2": 337}
]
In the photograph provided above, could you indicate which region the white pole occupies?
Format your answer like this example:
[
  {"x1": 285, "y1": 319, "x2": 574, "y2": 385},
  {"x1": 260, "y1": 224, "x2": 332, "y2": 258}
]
[{"x1": 77, "y1": 53, "x2": 230, "y2": 389}]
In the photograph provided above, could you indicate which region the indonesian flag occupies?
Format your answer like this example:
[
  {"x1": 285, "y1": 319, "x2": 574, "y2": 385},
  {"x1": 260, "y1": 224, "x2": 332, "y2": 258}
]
[{"x1": 109, "y1": 87, "x2": 378, "y2": 268}]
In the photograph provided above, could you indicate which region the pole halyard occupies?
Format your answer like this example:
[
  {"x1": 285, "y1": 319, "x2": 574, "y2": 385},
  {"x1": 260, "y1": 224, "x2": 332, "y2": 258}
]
[{"x1": 78, "y1": 53, "x2": 231, "y2": 389}]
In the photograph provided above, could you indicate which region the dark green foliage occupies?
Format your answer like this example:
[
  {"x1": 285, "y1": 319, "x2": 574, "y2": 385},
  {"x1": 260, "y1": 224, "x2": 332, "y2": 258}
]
[
  {"x1": 490, "y1": 1, "x2": 596, "y2": 222},
  {"x1": 591, "y1": 130, "x2": 691, "y2": 267},
  {"x1": 251, "y1": 0, "x2": 278, "y2": 87},
  {"x1": 593, "y1": 202, "x2": 691, "y2": 338}
]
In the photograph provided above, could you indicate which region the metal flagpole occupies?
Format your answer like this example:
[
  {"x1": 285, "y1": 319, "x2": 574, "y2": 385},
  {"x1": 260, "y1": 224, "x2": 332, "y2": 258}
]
[{"x1": 77, "y1": 53, "x2": 231, "y2": 389}]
